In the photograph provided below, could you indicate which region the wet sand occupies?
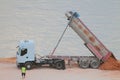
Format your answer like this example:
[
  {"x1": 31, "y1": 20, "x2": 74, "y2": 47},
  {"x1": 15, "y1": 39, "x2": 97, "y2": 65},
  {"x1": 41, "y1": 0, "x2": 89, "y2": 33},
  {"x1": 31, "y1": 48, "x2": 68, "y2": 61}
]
[{"x1": 0, "y1": 57, "x2": 120, "y2": 80}]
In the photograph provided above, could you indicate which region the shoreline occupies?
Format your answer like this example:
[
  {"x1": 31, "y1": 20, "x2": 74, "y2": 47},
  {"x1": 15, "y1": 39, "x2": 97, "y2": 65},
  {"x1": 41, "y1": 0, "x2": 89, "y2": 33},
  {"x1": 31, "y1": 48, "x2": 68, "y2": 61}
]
[
  {"x1": 0, "y1": 56, "x2": 120, "y2": 70},
  {"x1": 0, "y1": 57, "x2": 16, "y2": 63},
  {"x1": 0, "y1": 57, "x2": 120, "y2": 80}
]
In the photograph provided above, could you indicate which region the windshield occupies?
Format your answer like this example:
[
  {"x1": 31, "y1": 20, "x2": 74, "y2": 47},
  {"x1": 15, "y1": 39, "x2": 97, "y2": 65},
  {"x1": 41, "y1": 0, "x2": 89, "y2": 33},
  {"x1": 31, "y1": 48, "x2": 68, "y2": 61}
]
[
  {"x1": 21, "y1": 48, "x2": 27, "y2": 56},
  {"x1": 17, "y1": 47, "x2": 27, "y2": 56}
]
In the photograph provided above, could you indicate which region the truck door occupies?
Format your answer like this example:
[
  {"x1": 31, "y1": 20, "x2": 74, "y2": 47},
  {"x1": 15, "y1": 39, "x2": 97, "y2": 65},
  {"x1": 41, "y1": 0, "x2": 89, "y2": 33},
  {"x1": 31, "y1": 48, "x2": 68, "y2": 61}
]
[
  {"x1": 16, "y1": 40, "x2": 35, "y2": 63},
  {"x1": 16, "y1": 47, "x2": 28, "y2": 63}
]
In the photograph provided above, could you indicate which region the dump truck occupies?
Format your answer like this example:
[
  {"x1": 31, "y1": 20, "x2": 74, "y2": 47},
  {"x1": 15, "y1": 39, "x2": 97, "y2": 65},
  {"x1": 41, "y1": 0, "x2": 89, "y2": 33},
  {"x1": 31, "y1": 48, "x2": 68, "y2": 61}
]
[{"x1": 16, "y1": 11, "x2": 115, "y2": 70}]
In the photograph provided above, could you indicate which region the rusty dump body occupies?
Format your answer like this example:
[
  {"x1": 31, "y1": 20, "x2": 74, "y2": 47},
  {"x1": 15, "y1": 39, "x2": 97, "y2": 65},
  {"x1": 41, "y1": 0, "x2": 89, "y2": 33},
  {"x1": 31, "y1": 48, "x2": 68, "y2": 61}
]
[
  {"x1": 65, "y1": 11, "x2": 116, "y2": 62},
  {"x1": 65, "y1": 11, "x2": 118, "y2": 69}
]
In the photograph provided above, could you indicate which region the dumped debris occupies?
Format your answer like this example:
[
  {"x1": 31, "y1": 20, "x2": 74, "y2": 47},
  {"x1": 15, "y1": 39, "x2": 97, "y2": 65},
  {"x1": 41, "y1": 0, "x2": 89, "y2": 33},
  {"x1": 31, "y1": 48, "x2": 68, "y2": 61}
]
[{"x1": 99, "y1": 56, "x2": 120, "y2": 70}]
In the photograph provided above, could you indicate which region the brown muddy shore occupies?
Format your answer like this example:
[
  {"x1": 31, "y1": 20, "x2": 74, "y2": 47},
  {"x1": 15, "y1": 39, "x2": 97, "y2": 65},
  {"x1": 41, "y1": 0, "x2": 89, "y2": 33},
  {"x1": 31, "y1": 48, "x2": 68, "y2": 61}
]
[
  {"x1": 0, "y1": 57, "x2": 120, "y2": 80},
  {"x1": 0, "y1": 56, "x2": 120, "y2": 70}
]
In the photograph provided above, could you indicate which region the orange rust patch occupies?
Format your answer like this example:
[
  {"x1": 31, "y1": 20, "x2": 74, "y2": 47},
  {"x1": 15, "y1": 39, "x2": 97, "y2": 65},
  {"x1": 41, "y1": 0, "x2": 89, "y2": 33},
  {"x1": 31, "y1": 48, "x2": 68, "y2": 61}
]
[
  {"x1": 73, "y1": 20, "x2": 83, "y2": 29},
  {"x1": 94, "y1": 45, "x2": 101, "y2": 51},
  {"x1": 89, "y1": 36, "x2": 95, "y2": 42},
  {"x1": 83, "y1": 29, "x2": 89, "y2": 35},
  {"x1": 78, "y1": 25, "x2": 83, "y2": 29}
]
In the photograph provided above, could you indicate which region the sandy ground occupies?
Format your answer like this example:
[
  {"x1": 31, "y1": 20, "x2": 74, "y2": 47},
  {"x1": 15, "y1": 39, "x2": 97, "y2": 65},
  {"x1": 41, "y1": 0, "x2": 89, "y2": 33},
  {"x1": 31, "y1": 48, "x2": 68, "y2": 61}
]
[{"x1": 0, "y1": 58, "x2": 120, "y2": 80}]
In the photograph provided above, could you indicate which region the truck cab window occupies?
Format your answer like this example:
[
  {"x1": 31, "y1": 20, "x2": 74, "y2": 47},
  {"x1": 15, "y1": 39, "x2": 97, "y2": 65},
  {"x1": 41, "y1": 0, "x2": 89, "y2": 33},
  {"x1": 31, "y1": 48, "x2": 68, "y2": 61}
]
[{"x1": 21, "y1": 48, "x2": 27, "y2": 56}]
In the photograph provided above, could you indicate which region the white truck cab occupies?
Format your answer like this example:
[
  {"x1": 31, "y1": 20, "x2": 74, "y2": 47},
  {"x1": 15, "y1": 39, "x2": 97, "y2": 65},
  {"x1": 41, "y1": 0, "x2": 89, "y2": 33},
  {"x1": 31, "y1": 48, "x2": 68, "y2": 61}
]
[
  {"x1": 16, "y1": 40, "x2": 35, "y2": 67},
  {"x1": 16, "y1": 40, "x2": 65, "y2": 70}
]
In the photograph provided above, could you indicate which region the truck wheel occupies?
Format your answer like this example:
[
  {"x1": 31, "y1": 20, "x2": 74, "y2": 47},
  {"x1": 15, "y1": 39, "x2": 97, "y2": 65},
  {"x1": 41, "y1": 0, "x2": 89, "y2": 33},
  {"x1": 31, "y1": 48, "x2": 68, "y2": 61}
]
[
  {"x1": 25, "y1": 62, "x2": 33, "y2": 70},
  {"x1": 79, "y1": 59, "x2": 89, "y2": 69},
  {"x1": 90, "y1": 59, "x2": 100, "y2": 69},
  {"x1": 55, "y1": 61, "x2": 64, "y2": 70}
]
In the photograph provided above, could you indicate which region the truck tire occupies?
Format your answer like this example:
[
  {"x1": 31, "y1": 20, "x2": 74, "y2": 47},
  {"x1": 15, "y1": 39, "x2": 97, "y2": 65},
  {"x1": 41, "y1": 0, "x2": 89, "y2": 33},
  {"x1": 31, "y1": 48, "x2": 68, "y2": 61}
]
[
  {"x1": 25, "y1": 62, "x2": 33, "y2": 70},
  {"x1": 79, "y1": 59, "x2": 89, "y2": 69},
  {"x1": 90, "y1": 59, "x2": 100, "y2": 69},
  {"x1": 55, "y1": 61, "x2": 65, "y2": 70}
]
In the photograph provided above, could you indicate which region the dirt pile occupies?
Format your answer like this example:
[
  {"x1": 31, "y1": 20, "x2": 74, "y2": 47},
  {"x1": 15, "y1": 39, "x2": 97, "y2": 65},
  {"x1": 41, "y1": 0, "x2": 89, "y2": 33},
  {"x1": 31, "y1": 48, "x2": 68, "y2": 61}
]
[
  {"x1": 99, "y1": 56, "x2": 120, "y2": 70},
  {"x1": 0, "y1": 57, "x2": 16, "y2": 63}
]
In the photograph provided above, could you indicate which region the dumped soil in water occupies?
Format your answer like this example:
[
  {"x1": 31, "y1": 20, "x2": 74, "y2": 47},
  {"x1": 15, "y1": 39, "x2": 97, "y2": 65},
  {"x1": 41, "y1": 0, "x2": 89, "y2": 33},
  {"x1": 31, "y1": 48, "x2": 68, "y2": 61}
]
[{"x1": 99, "y1": 56, "x2": 120, "y2": 70}]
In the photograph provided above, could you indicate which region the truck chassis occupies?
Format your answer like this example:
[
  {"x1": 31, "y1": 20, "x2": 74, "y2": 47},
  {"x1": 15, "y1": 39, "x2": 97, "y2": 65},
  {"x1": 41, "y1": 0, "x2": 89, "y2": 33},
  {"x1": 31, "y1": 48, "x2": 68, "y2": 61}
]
[{"x1": 17, "y1": 55, "x2": 100, "y2": 70}]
